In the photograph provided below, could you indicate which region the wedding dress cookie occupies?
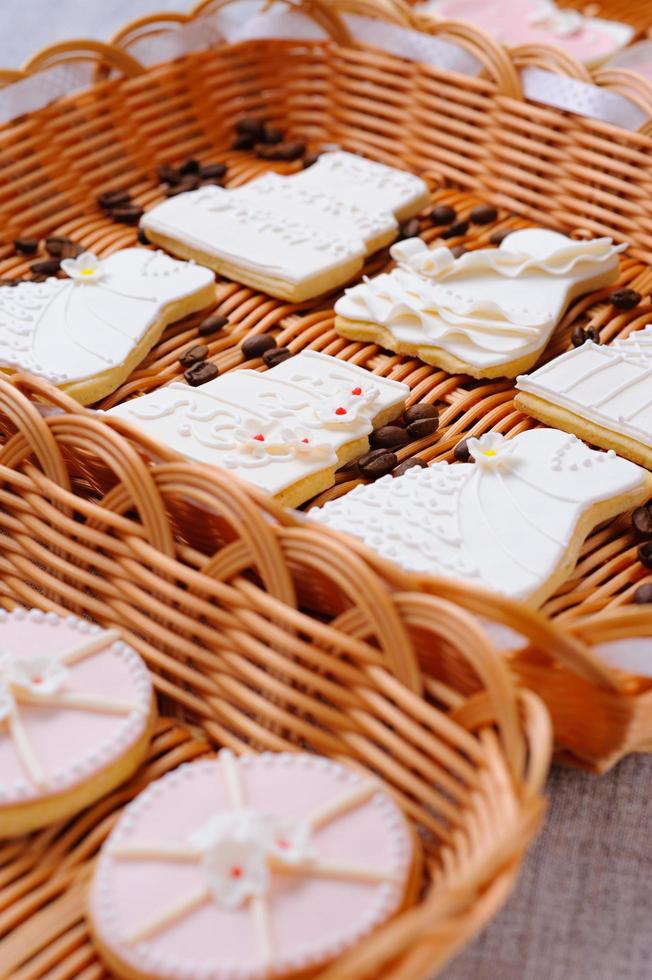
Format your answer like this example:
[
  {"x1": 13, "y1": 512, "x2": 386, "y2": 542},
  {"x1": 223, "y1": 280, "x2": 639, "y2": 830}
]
[
  {"x1": 516, "y1": 328, "x2": 652, "y2": 469},
  {"x1": 0, "y1": 249, "x2": 215, "y2": 404},
  {"x1": 89, "y1": 749, "x2": 418, "y2": 980},
  {"x1": 334, "y1": 231, "x2": 625, "y2": 379},
  {"x1": 106, "y1": 350, "x2": 408, "y2": 507},
  {"x1": 140, "y1": 151, "x2": 429, "y2": 302},
  {"x1": 0, "y1": 608, "x2": 155, "y2": 836},
  {"x1": 310, "y1": 429, "x2": 651, "y2": 607},
  {"x1": 420, "y1": 0, "x2": 633, "y2": 67}
]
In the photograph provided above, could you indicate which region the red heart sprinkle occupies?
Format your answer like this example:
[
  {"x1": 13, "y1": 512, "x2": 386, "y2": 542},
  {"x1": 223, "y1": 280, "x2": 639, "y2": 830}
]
[
  {"x1": 252, "y1": 433, "x2": 265, "y2": 441},
  {"x1": 230, "y1": 866, "x2": 243, "y2": 879},
  {"x1": 351, "y1": 386, "x2": 362, "y2": 395},
  {"x1": 302, "y1": 438, "x2": 309, "y2": 444},
  {"x1": 335, "y1": 407, "x2": 347, "y2": 416},
  {"x1": 277, "y1": 839, "x2": 289, "y2": 849}
]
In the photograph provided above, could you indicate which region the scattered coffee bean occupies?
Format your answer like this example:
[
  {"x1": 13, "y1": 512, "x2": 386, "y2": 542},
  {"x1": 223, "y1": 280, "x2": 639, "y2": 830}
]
[
  {"x1": 13, "y1": 236, "x2": 38, "y2": 255},
  {"x1": 638, "y1": 541, "x2": 652, "y2": 568},
  {"x1": 0, "y1": 278, "x2": 19, "y2": 287},
  {"x1": 571, "y1": 326, "x2": 588, "y2": 348},
  {"x1": 185, "y1": 361, "x2": 218, "y2": 386},
  {"x1": 158, "y1": 164, "x2": 180, "y2": 185},
  {"x1": 164, "y1": 176, "x2": 200, "y2": 196},
  {"x1": 585, "y1": 327, "x2": 600, "y2": 344},
  {"x1": 358, "y1": 448, "x2": 397, "y2": 479},
  {"x1": 407, "y1": 416, "x2": 439, "y2": 438},
  {"x1": 256, "y1": 141, "x2": 305, "y2": 162},
  {"x1": 489, "y1": 229, "x2": 509, "y2": 246},
  {"x1": 241, "y1": 334, "x2": 277, "y2": 359},
  {"x1": 179, "y1": 344, "x2": 208, "y2": 368},
  {"x1": 393, "y1": 458, "x2": 427, "y2": 478},
  {"x1": 263, "y1": 125, "x2": 283, "y2": 144},
  {"x1": 611, "y1": 287, "x2": 641, "y2": 311},
  {"x1": 111, "y1": 205, "x2": 144, "y2": 225},
  {"x1": 302, "y1": 152, "x2": 320, "y2": 169},
  {"x1": 30, "y1": 258, "x2": 60, "y2": 276},
  {"x1": 263, "y1": 346, "x2": 293, "y2": 367},
  {"x1": 370, "y1": 425, "x2": 410, "y2": 449},
  {"x1": 405, "y1": 404, "x2": 438, "y2": 426},
  {"x1": 430, "y1": 204, "x2": 456, "y2": 226},
  {"x1": 180, "y1": 158, "x2": 200, "y2": 175},
  {"x1": 470, "y1": 203, "x2": 498, "y2": 225},
  {"x1": 451, "y1": 245, "x2": 467, "y2": 258},
  {"x1": 235, "y1": 117, "x2": 266, "y2": 141},
  {"x1": 441, "y1": 220, "x2": 469, "y2": 240},
  {"x1": 30, "y1": 274, "x2": 47, "y2": 283},
  {"x1": 632, "y1": 506, "x2": 652, "y2": 538},
  {"x1": 138, "y1": 227, "x2": 150, "y2": 245},
  {"x1": 232, "y1": 134, "x2": 255, "y2": 151},
  {"x1": 97, "y1": 189, "x2": 131, "y2": 209},
  {"x1": 200, "y1": 162, "x2": 227, "y2": 180},
  {"x1": 634, "y1": 582, "x2": 652, "y2": 604},
  {"x1": 45, "y1": 235, "x2": 74, "y2": 257},
  {"x1": 198, "y1": 313, "x2": 228, "y2": 337},
  {"x1": 61, "y1": 241, "x2": 83, "y2": 258},
  {"x1": 454, "y1": 438, "x2": 471, "y2": 462},
  {"x1": 399, "y1": 218, "x2": 420, "y2": 241}
]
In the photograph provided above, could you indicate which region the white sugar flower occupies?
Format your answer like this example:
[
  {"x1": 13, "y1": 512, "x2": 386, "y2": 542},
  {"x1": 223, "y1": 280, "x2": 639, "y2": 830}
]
[
  {"x1": 467, "y1": 432, "x2": 515, "y2": 469},
  {"x1": 268, "y1": 816, "x2": 315, "y2": 866},
  {"x1": 233, "y1": 418, "x2": 274, "y2": 456},
  {"x1": 61, "y1": 252, "x2": 104, "y2": 282},
  {"x1": 314, "y1": 384, "x2": 379, "y2": 426},
  {"x1": 279, "y1": 428, "x2": 334, "y2": 460},
  {"x1": 201, "y1": 835, "x2": 269, "y2": 909},
  {"x1": 4, "y1": 654, "x2": 69, "y2": 697},
  {"x1": 390, "y1": 238, "x2": 455, "y2": 279}
]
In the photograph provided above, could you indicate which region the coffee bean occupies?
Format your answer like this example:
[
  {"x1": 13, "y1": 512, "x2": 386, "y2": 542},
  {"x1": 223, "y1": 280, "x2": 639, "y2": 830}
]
[
  {"x1": 637, "y1": 541, "x2": 652, "y2": 568},
  {"x1": 138, "y1": 227, "x2": 150, "y2": 245},
  {"x1": 200, "y1": 162, "x2": 227, "y2": 180},
  {"x1": 470, "y1": 204, "x2": 498, "y2": 225},
  {"x1": 441, "y1": 220, "x2": 469, "y2": 240},
  {"x1": 399, "y1": 218, "x2": 420, "y2": 241},
  {"x1": 241, "y1": 334, "x2": 277, "y2": 359},
  {"x1": 61, "y1": 241, "x2": 83, "y2": 258},
  {"x1": 235, "y1": 117, "x2": 266, "y2": 141},
  {"x1": 180, "y1": 158, "x2": 200, "y2": 175},
  {"x1": 407, "y1": 416, "x2": 439, "y2": 438},
  {"x1": 198, "y1": 313, "x2": 228, "y2": 337},
  {"x1": 263, "y1": 346, "x2": 293, "y2": 367},
  {"x1": 611, "y1": 288, "x2": 641, "y2": 311},
  {"x1": 358, "y1": 448, "x2": 397, "y2": 479},
  {"x1": 454, "y1": 438, "x2": 471, "y2": 462},
  {"x1": 405, "y1": 405, "x2": 438, "y2": 426},
  {"x1": 489, "y1": 229, "x2": 509, "y2": 246},
  {"x1": 370, "y1": 425, "x2": 410, "y2": 449},
  {"x1": 0, "y1": 278, "x2": 19, "y2": 287},
  {"x1": 451, "y1": 245, "x2": 467, "y2": 258},
  {"x1": 185, "y1": 361, "x2": 218, "y2": 386},
  {"x1": 111, "y1": 205, "x2": 144, "y2": 225},
  {"x1": 571, "y1": 326, "x2": 587, "y2": 348},
  {"x1": 302, "y1": 152, "x2": 320, "y2": 169},
  {"x1": 585, "y1": 327, "x2": 601, "y2": 344},
  {"x1": 256, "y1": 141, "x2": 305, "y2": 162},
  {"x1": 634, "y1": 583, "x2": 652, "y2": 604},
  {"x1": 158, "y1": 164, "x2": 180, "y2": 185},
  {"x1": 179, "y1": 344, "x2": 208, "y2": 368},
  {"x1": 632, "y1": 506, "x2": 652, "y2": 538},
  {"x1": 13, "y1": 236, "x2": 38, "y2": 255},
  {"x1": 98, "y1": 189, "x2": 131, "y2": 209},
  {"x1": 430, "y1": 204, "x2": 456, "y2": 226},
  {"x1": 30, "y1": 258, "x2": 60, "y2": 275},
  {"x1": 263, "y1": 125, "x2": 283, "y2": 144},
  {"x1": 30, "y1": 274, "x2": 47, "y2": 282},
  {"x1": 393, "y1": 458, "x2": 427, "y2": 478},
  {"x1": 232, "y1": 134, "x2": 255, "y2": 151},
  {"x1": 45, "y1": 235, "x2": 74, "y2": 257},
  {"x1": 164, "y1": 176, "x2": 200, "y2": 196}
]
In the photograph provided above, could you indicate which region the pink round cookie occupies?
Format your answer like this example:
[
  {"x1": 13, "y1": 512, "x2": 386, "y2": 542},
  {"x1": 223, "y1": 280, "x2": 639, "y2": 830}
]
[
  {"x1": 0, "y1": 607, "x2": 155, "y2": 835},
  {"x1": 89, "y1": 750, "x2": 418, "y2": 979}
]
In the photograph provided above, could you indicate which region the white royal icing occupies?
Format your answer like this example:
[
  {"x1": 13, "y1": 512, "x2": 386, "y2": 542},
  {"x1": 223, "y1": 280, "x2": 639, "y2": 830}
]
[
  {"x1": 335, "y1": 230, "x2": 625, "y2": 373},
  {"x1": 140, "y1": 151, "x2": 429, "y2": 289},
  {"x1": 310, "y1": 428, "x2": 647, "y2": 604},
  {"x1": 106, "y1": 350, "x2": 408, "y2": 497},
  {"x1": 517, "y1": 327, "x2": 652, "y2": 453},
  {"x1": 0, "y1": 249, "x2": 214, "y2": 387}
]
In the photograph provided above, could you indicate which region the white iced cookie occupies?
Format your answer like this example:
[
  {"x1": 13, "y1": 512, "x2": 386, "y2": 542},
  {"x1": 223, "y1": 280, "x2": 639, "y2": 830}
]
[
  {"x1": 310, "y1": 429, "x2": 652, "y2": 608},
  {"x1": 516, "y1": 327, "x2": 652, "y2": 469},
  {"x1": 0, "y1": 607, "x2": 155, "y2": 837},
  {"x1": 0, "y1": 249, "x2": 215, "y2": 404},
  {"x1": 106, "y1": 350, "x2": 408, "y2": 507},
  {"x1": 89, "y1": 750, "x2": 418, "y2": 980},
  {"x1": 335, "y1": 230, "x2": 625, "y2": 379},
  {"x1": 140, "y1": 151, "x2": 429, "y2": 302}
]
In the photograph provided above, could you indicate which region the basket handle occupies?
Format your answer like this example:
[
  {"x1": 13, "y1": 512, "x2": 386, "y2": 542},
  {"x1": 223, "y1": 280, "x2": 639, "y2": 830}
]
[
  {"x1": 592, "y1": 66, "x2": 652, "y2": 135},
  {"x1": 21, "y1": 39, "x2": 144, "y2": 79},
  {"x1": 510, "y1": 43, "x2": 592, "y2": 82},
  {"x1": 192, "y1": 0, "x2": 354, "y2": 45}
]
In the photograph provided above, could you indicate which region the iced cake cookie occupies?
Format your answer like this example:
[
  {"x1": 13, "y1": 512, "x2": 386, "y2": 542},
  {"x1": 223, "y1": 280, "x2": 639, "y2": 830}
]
[
  {"x1": 140, "y1": 151, "x2": 429, "y2": 301},
  {"x1": 89, "y1": 749, "x2": 419, "y2": 980},
  {"x1": 516, "y1": 327, "x2": 652, "y2": 469},
  {"x1": 0, "y1": 249, "x2": 215, "y2": 404},
  {"x1": 106, "y1": 350, "x2": 408, "y2": 507},
  {"x1": 420, "y1": 0, "x2": 633, "y2": 68},
  {"x1": 335, "y1": 231, "x2": 625, "y2": 379},
  {"x1": 310, "y1": 429, "x2": 651, "y2": 607},
  {"x1": 0, "y1": 608, "x2": 155, "y2": 836}
]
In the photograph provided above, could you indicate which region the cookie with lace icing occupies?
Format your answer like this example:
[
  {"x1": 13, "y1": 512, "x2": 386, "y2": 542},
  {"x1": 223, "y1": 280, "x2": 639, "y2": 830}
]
[
  {"x1": 0, "y1": 248, "x2": 215, "y2": 404},
  {"x1": 89, "y1": 749, "x2": 418, "y2": 980},
  {"x1": 335, "y1": 230, "x2": 625, "y2": 379},
  {"x1": 310, "y1": 428, "x2": 651, "y2": 607},
  {"x1": 140, "y1": 151, "x2": 429, "y2": 302},
  {"x1": 420, "y1": 0, "x2": 633, "y2": 67},
  {"x1": 0, "y1": 607, "x2": 155, "y2": 836},
  {"x1": 516, "y1": 327, "x2": 652, "y2": 470},
  {"x1": 106, "y1": 350, "x2": 408, "y2": 507}
]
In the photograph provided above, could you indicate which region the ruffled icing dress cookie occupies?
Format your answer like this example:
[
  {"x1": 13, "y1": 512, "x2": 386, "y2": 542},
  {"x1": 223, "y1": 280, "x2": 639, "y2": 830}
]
[
  {"x1": 335, "y1": 230, "x2": 625, "y2": 379},
  {"x1": 0, "y1": 249, "x2": 215, "y2": 404},
  {"x1": 106, "y1": 350, "x2": 408, "y2": 507},
  {"x1": 89, "y1": 750, "x2": 418, "y2": 980},
  {"x1": 0, "y1": 608, "x2": 155, "y2": 836},
  {"x1": 310, "y1": 429, "x2": 651, "y2": 607}
]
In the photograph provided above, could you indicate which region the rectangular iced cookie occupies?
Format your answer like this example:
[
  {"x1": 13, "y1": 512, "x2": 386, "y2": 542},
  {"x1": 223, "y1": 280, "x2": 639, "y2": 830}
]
[
  {"x1": 106, "y1": 350, "x2": 408, "y2": 507},
  {"x1": 516, "y1": 328, "x2": 652, "y2": 469}
]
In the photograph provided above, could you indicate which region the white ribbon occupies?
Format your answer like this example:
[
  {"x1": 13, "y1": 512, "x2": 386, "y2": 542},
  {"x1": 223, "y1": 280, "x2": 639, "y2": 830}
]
[{"x1": 521, "y1": 66, "x2": 649, "y2": 132}]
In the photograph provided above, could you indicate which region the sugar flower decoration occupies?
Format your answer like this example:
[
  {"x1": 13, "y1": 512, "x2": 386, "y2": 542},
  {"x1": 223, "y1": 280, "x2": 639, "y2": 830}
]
[
  {"x1": 467, "y1": 432, "x2": 515, "y2": 469},
  {"x1": 268, "y1": 816, "x2": 315, "y2": 865},
  {"x1": 390, "y1": 238, "x2": 455, "y2": 280},
  {"x1": 314, "y1": 385, "x2": 379, "y2": 426},
  {"x1": 528, "y1": 0, "x2": 582, "y2": 37},
  {"x1": 233, "y1": 418, "x2": 275, "y2": 456},
  {"x1": 61, "y1": 252, "x2": 104, "y2": 282},
  {"x1": 0, "y1": 652, "x2": 69, "y2": 722}
]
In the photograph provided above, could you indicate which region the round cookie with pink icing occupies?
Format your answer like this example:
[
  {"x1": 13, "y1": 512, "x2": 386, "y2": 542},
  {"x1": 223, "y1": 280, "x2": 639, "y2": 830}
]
[
  {"x1": 0, "y1": 607, "x2": 155, "y2": 836},
  {"x1": 89, "y1": 750, "x2": 420, "y2": 979}
]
